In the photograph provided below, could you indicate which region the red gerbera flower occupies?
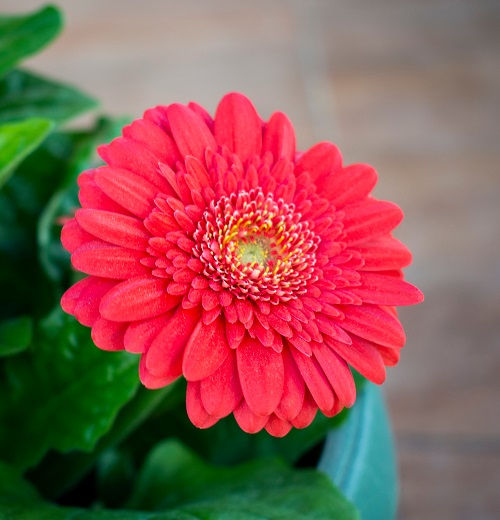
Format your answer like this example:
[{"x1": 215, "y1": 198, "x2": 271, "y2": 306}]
[{"x1": 61, "y1": 93, "x2": 423, "y2": 437}]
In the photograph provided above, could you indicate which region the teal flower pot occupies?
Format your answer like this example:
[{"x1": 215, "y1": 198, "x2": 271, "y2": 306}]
[{"x1": 318, "y1": 383, "x2": 398, "y2": 520}]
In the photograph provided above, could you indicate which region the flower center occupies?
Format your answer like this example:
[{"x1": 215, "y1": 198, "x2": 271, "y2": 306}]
[{"x1": 193, "y1": 190, "x2": 319, "y2": 303}]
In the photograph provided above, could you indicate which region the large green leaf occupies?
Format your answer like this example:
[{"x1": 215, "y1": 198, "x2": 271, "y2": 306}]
[
  {"x1": 30, "y1": 384, "x2": 176, "y2": 500},
  {"x1": 0, "y1": 5, "x2": 62, "y2": 78},
  {"x1": 0, "y1": 442, "x2": 359, "y2": 519},
  {"x1": 317, "y1": 383, "x2": 398, "y2": 520},
  {"x1": 0, "y1": 117, "x2": 53, "y2": 188},
  {"x1": 125, "y1": 440, "x2": 358, "y2": 519},
  {"x1": 0, "y1": 69, "x2": 98, "y2": 124},
  {"x1": 0, "y1": 315, "x2": 32, "y2": 357},
  {"x1": 0, "y1": 307, "x2": 140, "y2": 471}
]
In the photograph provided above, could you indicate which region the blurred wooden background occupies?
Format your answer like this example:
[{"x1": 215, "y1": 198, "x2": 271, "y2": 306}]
[{"x1": 4, "y1": 0, "x2": 500, "y2": 518}]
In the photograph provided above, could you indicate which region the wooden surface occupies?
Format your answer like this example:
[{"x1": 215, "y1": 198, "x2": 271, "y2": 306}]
[{"x1": 4, "y1": 0, "x2": 500, "y2": 518}]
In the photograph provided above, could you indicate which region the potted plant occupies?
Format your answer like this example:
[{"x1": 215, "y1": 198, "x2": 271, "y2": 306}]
[{"x1": 0, "y1": 6, "x2": 421, "y2": 519}]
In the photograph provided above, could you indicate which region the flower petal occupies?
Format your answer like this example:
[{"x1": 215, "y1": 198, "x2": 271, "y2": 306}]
[
  {"x1": 61, "y1": 218, "x2": 94, "y2": 253},
  {"x1": 262, "y1": 111, "x2": 296, "y2": 162},
  {"x1": 353, "y1": 236, "x2": 413, "y2": 271},
  {"x1": 290, "y1": 392, "x2": 318, "y2": 429},
  {"x1": 214, "y1": 93, "x2": 262, "y2": 163},
  {"x1": 338, "y1": 304, "x2": 406, "y2": 348},
  {"x1": 233, "y1": 400, "x2": 268, "y2": 433},
  {"x1": 327, "y1": 335, "x2": 386, "y2": 384},
  {"x1": 99, "y1": 276, "x2": 180, "y2": 322},
  {"x1": 62, "y1": 277, "x2": 116, "y2": 327},
  {"x1": 98, "y1": 138, "x2": 169, "y2": 192},
  {"x1": 167, "y1": 103, "x2": 216, "y2": 163},
  {"x1": 93, "y1": 167, "x2": 160, "y2": 219},
  {"x1": 236, "y1": 336, "x2": 284, "y2": 417},
  {"x1": 139, "y1": 356, "x2": 179, "y2": 389},
  {"x1": 145, "y1": 306, "x2": 201, "y2": 378},
  {"x1": 312, "y1": 342, "x2": 356, "y2": 407},
  {"x1": 291, "y1": 348, "x2": 334, "y2": 412},
  {"x1": 200, "y1": 352, "x2": 243, "y2": 418},
  {"x1": 275, "y1": 347, "x2": 305, "y2": 421},
  {"x1": 343, "y1": 200, "x2": 403, "y2": 245},
  {"x1": 75, "y1": 209, "x2": 150, "y2": 251},
  {"x1": 351, "y1": 272, "x2": 424, "y2": 306},
  {"x1": 122, "y1": 118, "x2": 181, "y2": 166},
  {"x1": 295, "y1": 142, "x2": 342, "y2": 182},
  {"x1": 265, "y1": 414, "x2": 293, "y2": 437},
  {"x1": 123, "y1": 314, "x2": 171, "y2": 353},
  {"x1": 72, "y1": 241, "x2": 148, "y2": 279},
  {"x1": 186, "y1": 381, "x2": 219, "y2": 428},
  {"x1": 91, "y1": 318, "x2": 127, "y2": 351},
  {"x1": 318, "y1": 163, "x2": 377, "y2": 207},
  {"x1": 183, "y1": 316, "x2": 230, "y2": 381}
]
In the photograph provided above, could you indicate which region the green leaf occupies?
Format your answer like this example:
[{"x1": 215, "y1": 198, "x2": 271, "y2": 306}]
[
  {"x1": 0, "y1": 5, "x2": 62, "y2": 78},
  {"x1": 317, "y1": 383, "x2": 398, "y2": 520},
  {"x1": 30, "y1": 384, "x2": 175, "y2": 500},
  {"x1": 0, "y1": 315, "x2": 32, "y2": 357},
  {"x1": 0, "y1": 307, "x2": 140, "y2": 471},
  {"x1": 0, "y1": 69, "x2": 98, "y2": 125},
  {"x1": 0, "y1": 460, "x2": 39, "y2": 502},
  {"x1": 0, "y1": 441, "x2": 359, "y2": 519},
  {"x1": 128, "y1": 439, "x2": 359, "y2": 518},
  {"x1": 0, "y1": 118, "x2": 53, "y2": 188}
]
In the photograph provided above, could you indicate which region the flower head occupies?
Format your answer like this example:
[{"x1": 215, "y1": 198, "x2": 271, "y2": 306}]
[{"x1": 61, "y1": 93, "x2": 423, "y2": 437}]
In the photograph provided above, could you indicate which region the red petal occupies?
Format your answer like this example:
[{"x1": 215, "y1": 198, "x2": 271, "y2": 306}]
[
  {"x1": 233, "y1": 400, "x2": 268, "y2": 433},
  {"x1": 200, "y1": 352, "x2": 243, "y2": 418},
  {"x1": 343, "y1": 200, "x2": 403, "y2": 245},
  {"x1": 122, "y1": 118, "x2": 180, "y2": 167},
  {"x1": 124, "y1": 314, "x2": 171, "y2": 353},
  {"x1": 353, "y1": 236, "x2": 413, "y2": 271},
  {"x1": 275, "y1": 347, "x2": 305, "y2": 421},
  {"x1": 236, "y1": 336, "x2": 284, "y2": 416},
  {"x1": 99, "y1": 276, "x2": 180, "y2": 321},
  {"x1": 75, "y1": 209, "x2": 149, "y2": 251},
  {"x1": 262, "y1": 111, "x2": 296, "y2": 162},
  {"x1": 62, "y1": 277, "x2": 116, "y2": 327},
  {"x1": 214, "y1": 93, "x2": 262, "y2": 163},
  {"x1": 291, "y1": 349, "x2": 334, "y2": 412},
  {"x1": 186, "y1": 381, "x2": 219, "y2": 428},
  {"x1": 78, "y1": 171, "x2": 126, "y2": 213},
  {"x1": 327, "y1": 336, "x2": 386, "y2": 384},
  {"x1": 166, "y1": 103, "x2": 216, "y2": 163},
  {"x1": 94, "y1": 167, "x2": 159, "y2": 219},
  {"x1": 182, "y1": 316, "x2": 230, "y2": 381},
  {"x1": 61, "y1": 218, "x2": 94, "y2": 253},
  {"x1": 98, "y1": 138, "x2": 169, "y2": 192},
  {"x1": 265, "y1": 414, "x2": 293, "y2": 437},
  {"x1": 338, "y1": 304, "x2": 406, "y2": 348},
  {"x1": 319, "y1": 163, "x2": 378, "y2": 207},
  {"x1": 290, "y1": 392, "x2": 318, "y2": 428},
  {"x1": 226, "y1": 321, "x2": 246, "y2": 349},
  {"x1": 145, "y1": 306, "x2": 201, "y2": 379},
  {"x1": 312, "y1": 342, "x2": 356, "y2": 407},
  {"x1": 351, "y1": 272, "x2": 424, "y2": 306},
  {"x1": 187, "y1": 102, "x2": 214, "y2": 131},
  {"x1": 375, "y1": 345, "x2": 401, "y2": 366},
  {"x1": 61, "y1": 276, "x2": 100, "y2": 316},
  {"x1": 295, "y1": 142, "x2": 342, "y2": 182},
  {"x1": 72, "y1": 242, "x2": 148, "y2": 279},
  {"x1": 139, "y1": 355, "x2": 179, "y2": 389},
  {"x1": 91, "y1": 318, "x2": 127, "y2": 351},
  {"x1": 235, "y1": 299, "x2": 254, "y2": 324}
]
